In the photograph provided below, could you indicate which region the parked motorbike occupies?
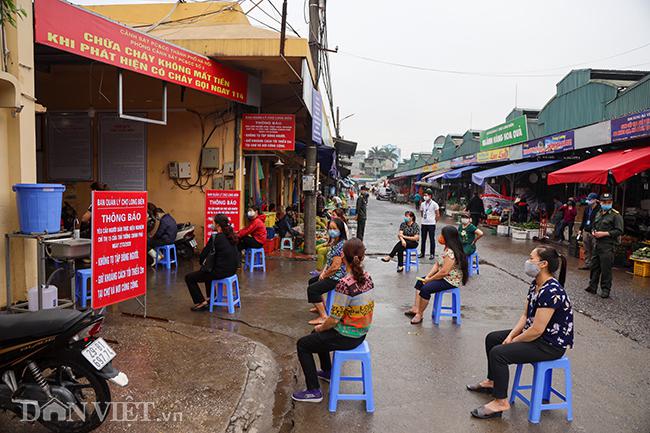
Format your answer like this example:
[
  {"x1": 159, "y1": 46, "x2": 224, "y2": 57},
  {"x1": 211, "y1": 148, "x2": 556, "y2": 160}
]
[
  {"x1": 0, "y1": 309, "x2": 128, "y2": 432},
  {"x1": 175, "y1": 222, "x2": 198, "y2": 259}
]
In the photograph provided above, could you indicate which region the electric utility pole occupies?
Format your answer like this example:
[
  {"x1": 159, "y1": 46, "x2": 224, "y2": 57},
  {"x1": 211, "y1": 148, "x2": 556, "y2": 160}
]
[{"x1": 303, "y1": 0, "x2": 322, "y2": 255}]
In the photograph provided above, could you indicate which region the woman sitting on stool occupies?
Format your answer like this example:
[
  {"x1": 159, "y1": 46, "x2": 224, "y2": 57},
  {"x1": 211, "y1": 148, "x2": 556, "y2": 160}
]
[
  {"x1": 381, "y1": 211, "x2": 420, "y2": 272},
  {"x1": 293, "y1": 238, "x2": 374, "y2": 403},
  {"x1": 405, "y1": 226, "x2": 468, "y2": 324},
  {"x1": 237, "y1": 205, "x2": 267, "y2": 251},
  {"x1": 306, "y1": 219, "x2": 347, "y2": 325},
  {"x1": 466, "y1": 246, "x2": 573, "y2": 419},
  {"x1": 185, "y1": 214, "x2": 240, "y2": 311}
]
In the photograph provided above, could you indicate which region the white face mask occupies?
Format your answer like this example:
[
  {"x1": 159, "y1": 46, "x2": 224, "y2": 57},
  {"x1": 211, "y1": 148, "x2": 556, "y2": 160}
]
[
  {"x1": 460, "y1": 218, "x2": 470, "y2": 225},
  {"x1": 423, "y1": 195, "x2": 430, "y2": 201},
  {"x1": 524, "y1": 260, "x2": 540, "y2": 278}
]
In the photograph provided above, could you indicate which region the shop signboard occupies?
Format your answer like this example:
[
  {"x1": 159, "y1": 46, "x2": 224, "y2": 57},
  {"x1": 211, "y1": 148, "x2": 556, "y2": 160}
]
[
  {"x1": 34, "y1": 0, "x2": 254, "y2": 105},
  {"x1": 451, "y1": 154, "x2": 478, "y2": 168},
  {"x1": 522, "y1": 131, "x2": 574, "y2": 158},
  {"x1": 312, "y1": 89, "x2": 323, "y2": 145},
  {"x1": 91, "y1": 191, "x2": 147, "y2": 309},
  {"x1": 242, "y1": 114, "x2": 295, "y2": 151},
  {"x1": 477, "y1": 147, "x2": 510, "y2": 163},
  {"x1": 611, "y1": 108, "x2": 650, "y2": 142},
  {"x1": 480, "y1": 116, "x2": 528, "y2": 150},
  {"x1": 204, "y1": 190, "x2": 241, "y2": 245}
]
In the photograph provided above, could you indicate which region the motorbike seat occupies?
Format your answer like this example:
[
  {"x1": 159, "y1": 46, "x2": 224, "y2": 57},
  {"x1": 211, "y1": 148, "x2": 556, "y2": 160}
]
[{"x1": 0, "y1": 309, "x2": 86, "y2": 344}]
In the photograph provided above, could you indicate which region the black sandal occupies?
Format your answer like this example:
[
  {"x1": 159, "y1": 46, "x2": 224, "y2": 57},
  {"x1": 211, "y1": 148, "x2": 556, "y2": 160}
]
[
  {"x1": 410, "y1": 316, "x2": 423, "y2": 325},
  {"x1": 466, "y1": 383, "x2": 494, "y2": 394},
  {"x1": 470, "y1": 405, "x2": 503, "y2": 419},
  {"x1": 381, "y1": 257, "x2": 391, "y2": 262},
  {"x1": 191, "y1": 302, "x2": 209, "y2": 312},
  {"x1": 404, "y1": 311, "x2": 416, "y2": 318}
]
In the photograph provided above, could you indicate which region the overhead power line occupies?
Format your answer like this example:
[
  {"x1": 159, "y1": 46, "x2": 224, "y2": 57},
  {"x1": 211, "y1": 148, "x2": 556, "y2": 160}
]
[{"x1": 338, "y1": 40, "x2": 650, "y2": 78}]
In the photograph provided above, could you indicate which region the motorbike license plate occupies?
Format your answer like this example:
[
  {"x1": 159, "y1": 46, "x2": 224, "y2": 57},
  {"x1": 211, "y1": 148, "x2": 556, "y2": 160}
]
[
  {"x1": 189, "y1": 239, "x2": 197, "y2": 248},
  {"x1": 82, "y1": 338, "x2": 116, "y2": 370}
]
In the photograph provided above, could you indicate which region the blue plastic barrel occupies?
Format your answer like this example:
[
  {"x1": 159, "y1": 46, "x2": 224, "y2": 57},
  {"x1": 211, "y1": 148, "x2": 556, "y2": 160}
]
[{"x1": 12, "y1": 183, "x2": 66, "y2": 234}]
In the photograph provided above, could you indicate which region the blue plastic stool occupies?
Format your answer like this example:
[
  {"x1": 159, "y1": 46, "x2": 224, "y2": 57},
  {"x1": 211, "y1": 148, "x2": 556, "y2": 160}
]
[
  {"x1": 510, "y1": 356, "x2": 573, "y2": 424},
  {"x1": 467, "y1": 252, "x2": 480, "y2": 276},
  {"x1": 75, "y1": 268, "x2": 92, "y2": 308},
  {"x1": 281, "y1": 237, "x2": 293, "y2": 250},
  {"x1": 431, "y1": 287, "x2": 461, "y2": 325},
  {"x1": 154, "y1": 244, "x2": 177, "y2": 269},
  {"x1": 403, "y1": 248, "x2": 419, "y2": 272},
  {"x1": 325, "y1": 289, "x2": 335, "y2": 315},
  {"x1": 244, "y1": 248, "x2": 266, "y2": 272},
  {"x1": 328, "y1": 341, "x2": 374, "y2": 413},
  {"x1": 209, "y1": 275, "x2": 241, "y2": 314}
]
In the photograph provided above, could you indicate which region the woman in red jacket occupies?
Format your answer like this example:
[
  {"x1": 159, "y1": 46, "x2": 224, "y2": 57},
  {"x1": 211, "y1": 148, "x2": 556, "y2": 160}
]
[{"x1": 237, "y1": 205, "x2": 267, "y2": 251}]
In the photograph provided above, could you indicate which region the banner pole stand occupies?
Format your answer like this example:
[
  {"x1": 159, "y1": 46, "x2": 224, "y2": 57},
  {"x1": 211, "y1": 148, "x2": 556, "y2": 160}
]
[{"x1": 134, "y1": 293, "x2": 147, "y2": 319}]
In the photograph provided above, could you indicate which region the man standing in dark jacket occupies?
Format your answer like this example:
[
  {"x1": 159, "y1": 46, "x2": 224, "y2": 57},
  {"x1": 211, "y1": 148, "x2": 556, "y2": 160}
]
[
  {"x1": 468, "y1": 192, "x2": 485, "y2": 226},
  {"x1": 355, "y1": 186, "x2": 369, "y2": 240},
  {"x1": 579, "y1": 193, "x2": 600, "y2": 270},
  {"x1": 585, "y1": 193, "x2": 624, "y2": 298}
]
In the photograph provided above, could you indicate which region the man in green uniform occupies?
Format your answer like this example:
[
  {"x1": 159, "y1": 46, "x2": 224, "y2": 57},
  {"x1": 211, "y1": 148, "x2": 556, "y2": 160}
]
[{"x1": 585, "y1": 193, "x2": 624, "y2": 298}]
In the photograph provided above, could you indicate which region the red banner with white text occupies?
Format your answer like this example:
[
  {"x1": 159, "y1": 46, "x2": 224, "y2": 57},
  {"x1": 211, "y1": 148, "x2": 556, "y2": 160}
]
[
  {"x1": 204, "y1": 190, "x2": 241, "y2": 245},
  {"x1": 91, "y1": 191, "x2": 147, "y2": 309},
  {"x1": 35, "y1": 0, "x2": 250, "y2": 104}
]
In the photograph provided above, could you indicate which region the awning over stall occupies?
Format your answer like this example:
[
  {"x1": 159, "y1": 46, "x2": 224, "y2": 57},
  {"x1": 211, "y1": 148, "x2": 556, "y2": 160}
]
[
  {"x1": 472, "y1": 160, "x2": 560, "y2": 186},
  {"x1": 422, "y1": 170, "x2": 450, "y2": 181},
  {"x1": 547, "y1": 146, "x2": 650, "y2": 185},
  {"x1": 442, "y1": 165, "x2": 480, "y2": 179}
]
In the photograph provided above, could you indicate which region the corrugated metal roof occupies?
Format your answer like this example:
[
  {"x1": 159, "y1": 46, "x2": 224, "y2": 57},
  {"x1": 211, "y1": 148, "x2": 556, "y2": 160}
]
[{"x1": 606, "y1": 74, "x2": 650, "y2": 118}]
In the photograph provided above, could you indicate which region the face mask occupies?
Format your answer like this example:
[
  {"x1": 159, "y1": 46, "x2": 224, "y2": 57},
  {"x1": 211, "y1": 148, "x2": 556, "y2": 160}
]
[
  {"x1": 424, "y1": 196, "x2": 430, "y2": 201},
  {"x1": 404, "y1": 217, "x2": 411, "y2": 223},
  {"x1": 247, "y1": 211, "x2": 256, "y2": 219},
  {"x1": 461, "y1": 218, "x2": 470, "y2": 225},
  {"x1": 601, "y1": 204, "x2": 612, "y2": 211},
  {"x1": 524, "y1": 260, "x2": 540, "y2": 278},
  {"x1": 328, "y1": 229, "x2": 341, "y2": 238},
  {"x1": 438, "y1": 234, "x2": 446, "y2": 245}
]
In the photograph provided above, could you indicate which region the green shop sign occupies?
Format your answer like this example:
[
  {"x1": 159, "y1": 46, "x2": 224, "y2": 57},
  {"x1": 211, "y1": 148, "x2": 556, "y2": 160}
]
[{"x1": 480, "y1": 115, "x2": 528, "y2": 150}]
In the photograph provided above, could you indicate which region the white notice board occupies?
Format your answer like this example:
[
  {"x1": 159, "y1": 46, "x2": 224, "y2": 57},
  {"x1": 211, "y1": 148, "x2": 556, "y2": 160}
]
[
  {"x1": 99, "y1": 113, "x2": 147, "y2": 191},
  {"x1": 46, "y1": 113, "x2": 93, "y2": 181}
]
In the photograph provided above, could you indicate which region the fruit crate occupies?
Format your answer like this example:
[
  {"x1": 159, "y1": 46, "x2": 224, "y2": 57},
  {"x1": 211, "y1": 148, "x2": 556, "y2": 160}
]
[{"x1": 632, "y1": 258, "x2": 650, "y2": 277}]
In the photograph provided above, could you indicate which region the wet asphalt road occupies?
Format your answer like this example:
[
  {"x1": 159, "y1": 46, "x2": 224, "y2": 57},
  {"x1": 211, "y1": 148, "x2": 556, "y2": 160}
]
[{"x1": 3, "y1": 198, "x2": 649, "y2": 433}]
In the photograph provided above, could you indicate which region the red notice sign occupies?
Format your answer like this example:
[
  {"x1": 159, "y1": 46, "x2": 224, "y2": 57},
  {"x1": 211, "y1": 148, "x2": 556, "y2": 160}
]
[
  {"x1": 34, "y1": 0, "x2": 250, "y2": 104},
  {"x1": 91, "y1": 191, "x2": 147, "y2": 309},
  {"x1": 242, "y1": 114, "x2": 296, "y2": 151},
  {"x1": 204, "y1": 190, "x2": 241, "y2": 245}
]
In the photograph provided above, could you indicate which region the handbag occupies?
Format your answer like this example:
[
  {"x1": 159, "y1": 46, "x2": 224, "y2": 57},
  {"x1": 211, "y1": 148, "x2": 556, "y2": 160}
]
[{"x1": 200, "y1": 240, "x2": 216, "y2": 273}]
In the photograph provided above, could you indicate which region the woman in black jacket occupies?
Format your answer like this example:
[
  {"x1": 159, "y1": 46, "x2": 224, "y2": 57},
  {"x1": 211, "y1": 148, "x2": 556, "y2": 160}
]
[{"x1": 185, "y1": 214, "x2": 240, "y2": 311}]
